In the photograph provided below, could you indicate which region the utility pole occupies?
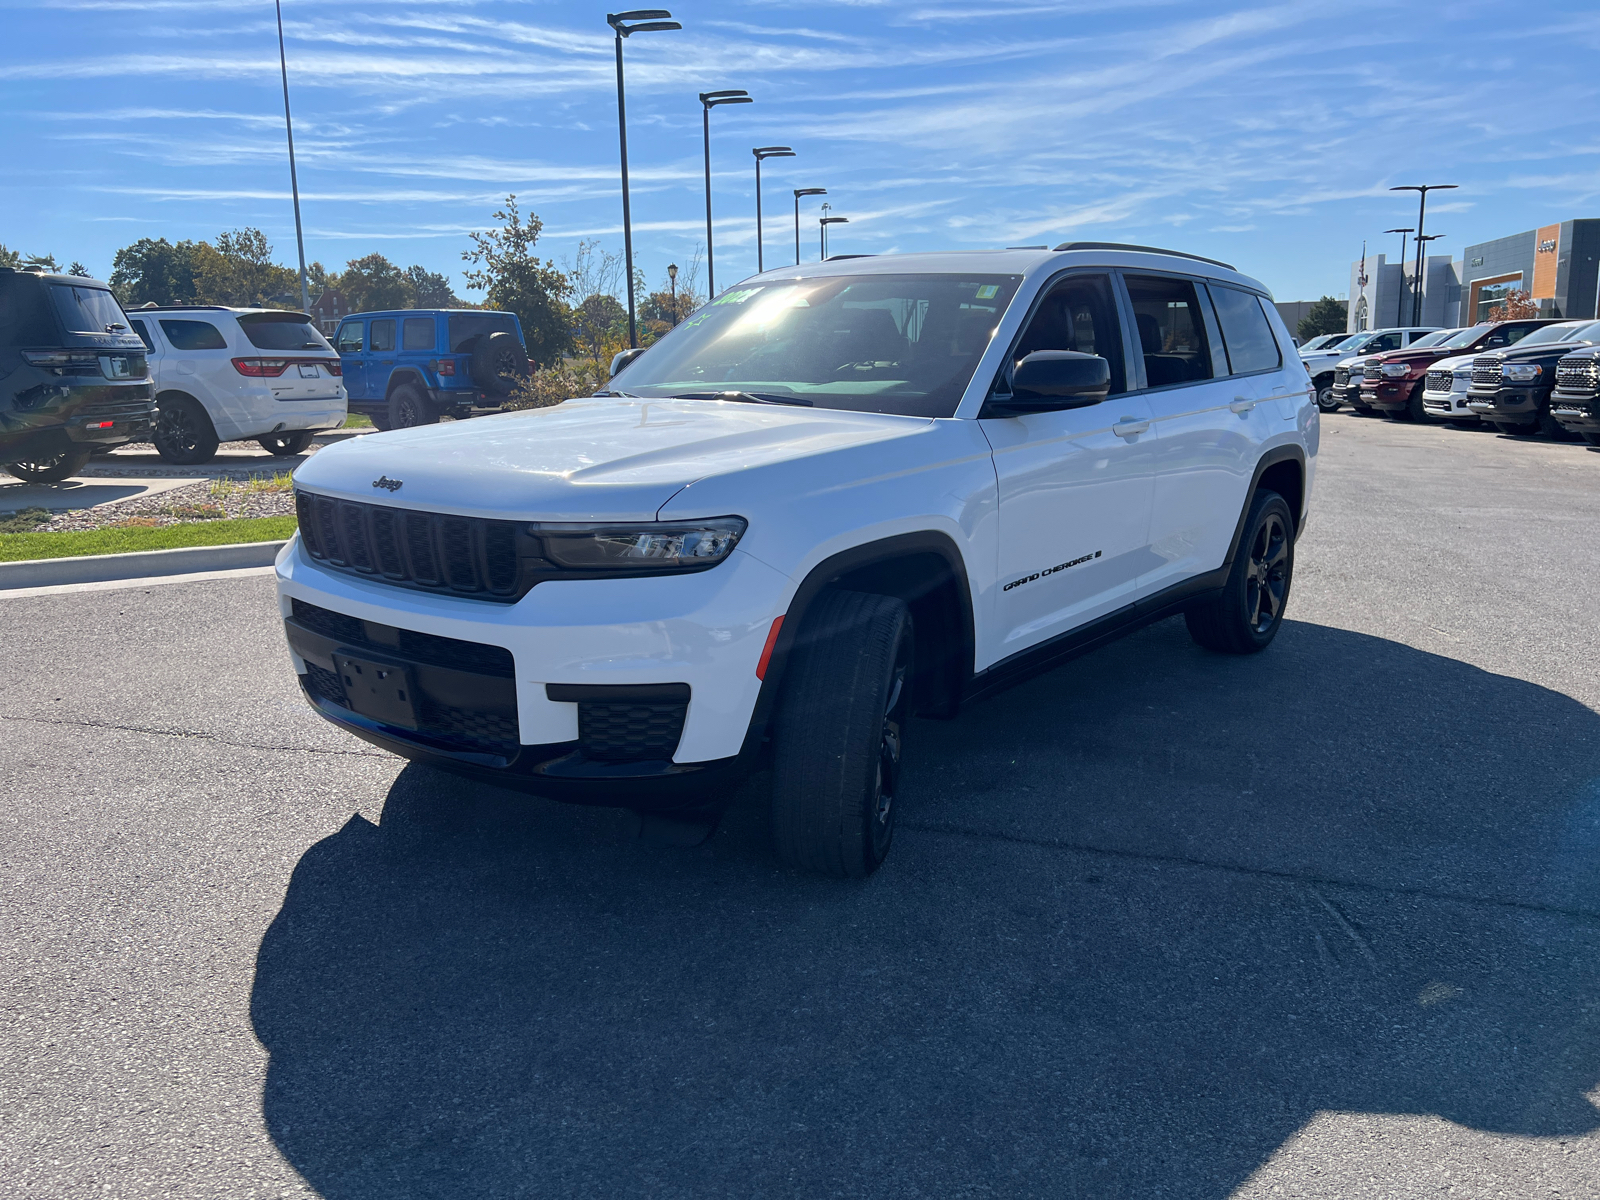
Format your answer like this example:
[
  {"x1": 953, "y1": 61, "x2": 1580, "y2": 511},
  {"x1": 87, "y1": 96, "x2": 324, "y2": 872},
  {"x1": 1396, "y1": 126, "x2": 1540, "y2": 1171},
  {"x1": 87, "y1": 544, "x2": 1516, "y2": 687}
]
[{"x1": 274, "y1": 0, "x2": 309, "y2": 314}]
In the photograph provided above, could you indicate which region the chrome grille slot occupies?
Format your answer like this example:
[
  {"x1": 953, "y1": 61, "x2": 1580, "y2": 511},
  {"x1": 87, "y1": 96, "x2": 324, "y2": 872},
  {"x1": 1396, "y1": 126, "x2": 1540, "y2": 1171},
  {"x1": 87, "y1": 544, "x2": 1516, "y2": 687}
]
[{"x1": 1471, "y1": 357, "x2": 1502, "y2": 386}]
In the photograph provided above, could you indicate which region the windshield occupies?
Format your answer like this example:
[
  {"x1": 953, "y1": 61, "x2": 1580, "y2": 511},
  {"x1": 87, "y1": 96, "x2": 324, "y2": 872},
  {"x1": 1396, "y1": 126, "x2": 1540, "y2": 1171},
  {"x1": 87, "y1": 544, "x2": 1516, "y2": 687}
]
[
  {"x1": 1439, "y1": 326, "x2": 1490, "y2": 349},
  {"x1": 1327, "y1": 333, "x2": 1363, "y2": 350},
  {"x1": 1518, "y1": 322, "x2": 1594, "y2": 347},
  {"x1": 237, "y1": 311, "x2": 332, "y2": 351},
  {"x1": 1300, "y1": 334, "x2": 1343, "y2": 351},
  {"x1": 1408, "y1": 329, "x2": 1459, "y2": 349},
  {"x1": 50, "y1": 283, "x2": 128, "y2": 334},
  {"x1": 611, "y1": 273, "x2": 1023, "y2": 417}
]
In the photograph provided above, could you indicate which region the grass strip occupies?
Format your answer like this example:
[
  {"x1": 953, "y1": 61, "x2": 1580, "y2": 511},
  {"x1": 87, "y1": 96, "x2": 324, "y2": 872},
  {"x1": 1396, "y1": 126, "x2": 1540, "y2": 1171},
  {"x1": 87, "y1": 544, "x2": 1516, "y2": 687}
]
[{"x1": 0, "y1": 515, "x2": 297, "y2": 562}]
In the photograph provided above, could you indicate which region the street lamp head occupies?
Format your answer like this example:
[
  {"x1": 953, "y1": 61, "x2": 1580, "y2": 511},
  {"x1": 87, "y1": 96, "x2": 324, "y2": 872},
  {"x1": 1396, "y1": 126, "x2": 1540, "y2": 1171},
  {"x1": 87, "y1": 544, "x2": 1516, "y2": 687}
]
[
  {"x1": 608, "y1": 10, "x2": 680, "y2": 35},
  {"x1": 1384, "y1": 227, "x2": 1414, "y2": 235},
  {"x1": 753, "y1": 146, "x2": 795, "y2": 160},
  {"x1": 820, "y1": 217, "x2": 849, "y2": 226},
  {"x1": 667, "y1": 262, "x2": 678, "y2": 281},
  {"x1": 794, "y1": 187, "x2": 826, "y2": 199},
  {"x1": 1390, "y1": 184, "x2": 1458, "y2": 193},
  {"x1": 700, "y1": 89, "x2": 752, "y2": 109}
]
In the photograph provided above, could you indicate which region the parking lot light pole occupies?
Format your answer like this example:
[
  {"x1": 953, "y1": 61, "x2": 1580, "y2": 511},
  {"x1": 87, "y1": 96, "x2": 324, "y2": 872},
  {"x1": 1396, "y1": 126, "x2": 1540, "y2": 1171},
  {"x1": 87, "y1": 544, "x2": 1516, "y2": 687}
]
[
  {"x1": 667, "y1": 261, "x2": 678, "y2": 326},
  {"x1": 274, "y1": 0, "x2": 310, "y2": 315},
  {"x1": 608, "y1": 10, "x2": 682, "y2": 349},
  {"x1": 700, "y1": 90, "x2": 752, "y2": 298},
  {"x1": 790, "y1": 188, "x2": 825, "y2": 265},
  {"x1": 1391, "y1": 184, "x2": 1457, "y2": 326},
  {"x1": 820, "y1": 215, "x2": 848, "y2": 261},
  {"x1": 1414, "y1": 233, "x2": 1446, "y2": 321},
  {"x1": 752, "y1": 146, "x2": 795, "y2": 274},
  {"x1": 1384, "y1": 227, "x2": 1413, "y2": 326}
]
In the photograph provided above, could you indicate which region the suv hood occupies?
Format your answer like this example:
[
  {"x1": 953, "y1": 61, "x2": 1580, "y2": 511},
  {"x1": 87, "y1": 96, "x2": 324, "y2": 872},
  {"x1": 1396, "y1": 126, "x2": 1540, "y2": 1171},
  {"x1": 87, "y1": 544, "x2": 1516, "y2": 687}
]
[{"x1": 293, "y1": 397, "x2": 933, "y2": 521}]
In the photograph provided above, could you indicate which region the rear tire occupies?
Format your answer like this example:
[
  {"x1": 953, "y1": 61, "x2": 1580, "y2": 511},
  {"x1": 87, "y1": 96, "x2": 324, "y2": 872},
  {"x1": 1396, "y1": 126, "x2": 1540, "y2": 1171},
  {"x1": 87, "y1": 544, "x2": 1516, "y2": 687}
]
[
  {"x1": 1185, "y1": 489, "x2": 1294, "y2": 655},
  {"x1": 366, "y1": 409, "x2": 392, "y2": 432},
  {"x1": 387, "y1": 385, "x2": 437, "y2": 429},
  {"x1": 771, "y1": 590, "x2": 914, "y2": 879},
  {"x1": 152, "y1": 394, "x2": 220, "y2": 465},
  {"x1": 257, "y1": 430, "x2": 314, "y2": 457},
  {"x1": 4, "y1": 448, "x2": 94, "y2": 484}
]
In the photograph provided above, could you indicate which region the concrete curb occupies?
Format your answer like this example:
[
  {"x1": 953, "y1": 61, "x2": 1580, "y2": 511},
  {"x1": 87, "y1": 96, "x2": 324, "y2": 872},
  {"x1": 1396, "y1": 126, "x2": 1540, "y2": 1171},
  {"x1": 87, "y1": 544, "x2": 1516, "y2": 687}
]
[{"x1": 0, "y1": 539, "x2": 288, "y2": 590}]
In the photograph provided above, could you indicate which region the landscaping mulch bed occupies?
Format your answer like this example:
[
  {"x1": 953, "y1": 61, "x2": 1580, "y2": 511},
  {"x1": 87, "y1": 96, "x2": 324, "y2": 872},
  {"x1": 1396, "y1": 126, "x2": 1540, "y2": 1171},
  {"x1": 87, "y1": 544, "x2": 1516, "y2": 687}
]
[{"x1": 3, "y1": 479, "x2": 296, "y2": 535}]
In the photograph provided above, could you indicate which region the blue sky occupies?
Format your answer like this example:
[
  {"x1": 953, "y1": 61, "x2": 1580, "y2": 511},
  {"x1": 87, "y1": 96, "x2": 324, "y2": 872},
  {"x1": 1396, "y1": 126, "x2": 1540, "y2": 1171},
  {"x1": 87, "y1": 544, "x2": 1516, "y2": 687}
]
[{"x1": 3, "y1": 0, "x2": 1599, "y2": 303}]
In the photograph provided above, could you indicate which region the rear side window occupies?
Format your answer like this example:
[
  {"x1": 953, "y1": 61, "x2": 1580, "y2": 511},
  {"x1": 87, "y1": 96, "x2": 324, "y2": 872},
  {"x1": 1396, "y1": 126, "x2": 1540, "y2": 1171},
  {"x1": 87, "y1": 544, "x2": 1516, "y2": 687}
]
[
  {"x1": 370, "y1": 319, "x2": 396, "y2": 353},
  {"x1": 50, "y1": 283, "x2": 128, "y2": 334},
  {"x1": 1124, "y1": 274, "x2": 1213, "y2": 387},
  {"x1": 335, "y1": 322, "x2": 363, "y2": 353},
  {"x1": 402, "y1": 317, "x2": 436, "y2": 351},
  {"x1": 1209, "y1": 286, "x2": 1282, "y2": 375},
  {"x1": 129, "y1": 319, "x2": 155, "y2": 351},
  {"x1": 448, "y1": 312, "x2": 519, "y2": 352},
  {"x1": 159, "y1": 319, "x2": 227, "y2": 351},
  {"x1": 237, "y1": 311, "x2": 332, "y2": 351},
  {"x1": 0, "y1": 274, "x2": 58, "y2": 347}
]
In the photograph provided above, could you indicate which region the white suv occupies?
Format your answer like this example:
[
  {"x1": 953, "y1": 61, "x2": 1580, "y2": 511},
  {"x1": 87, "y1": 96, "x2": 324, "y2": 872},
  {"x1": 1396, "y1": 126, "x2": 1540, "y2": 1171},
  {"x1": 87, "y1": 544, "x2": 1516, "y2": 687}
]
[
  {"x1": 277, "y1": 244, "x2": 1317, "y2": 877},
  {"x1": 127, "y1": 306, "x2": 347, "y2": 463}
]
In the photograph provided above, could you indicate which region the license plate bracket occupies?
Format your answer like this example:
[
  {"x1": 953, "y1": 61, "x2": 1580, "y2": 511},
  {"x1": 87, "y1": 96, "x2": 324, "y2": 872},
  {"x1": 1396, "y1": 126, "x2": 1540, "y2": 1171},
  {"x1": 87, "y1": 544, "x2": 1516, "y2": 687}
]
[
  {"x1": 298, "y1": 363, "x2": 320, "y2": 378},
  {"x1": 333, "y1": 650, "x2": 418, "y2": 729}
]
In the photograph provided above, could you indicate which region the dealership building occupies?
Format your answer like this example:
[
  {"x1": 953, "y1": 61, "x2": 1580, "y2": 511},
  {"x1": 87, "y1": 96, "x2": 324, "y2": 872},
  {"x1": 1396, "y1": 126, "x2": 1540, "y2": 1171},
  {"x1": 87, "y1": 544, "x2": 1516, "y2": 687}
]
[{"x1": 1346, "y1": 218, "x2": 1600, "y2": 331}]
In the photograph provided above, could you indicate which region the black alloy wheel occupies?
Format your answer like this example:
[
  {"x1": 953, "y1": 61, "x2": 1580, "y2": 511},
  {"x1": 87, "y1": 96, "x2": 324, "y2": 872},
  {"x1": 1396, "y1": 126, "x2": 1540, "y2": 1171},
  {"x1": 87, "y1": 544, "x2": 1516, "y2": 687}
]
[
  {"x1": 257, "y1": 430, "x2": 315, "y2": 457},
  {"x1": 387, "y1": 384, "x2": 437, "y2": 429},
  {"x1": 153, "y1": 395, "x2": 220, "y2": 465},
  {"x1": 488, "y1": 340, "x2": 527, "y2": 394},
  {"x1": 1185, "y1": 488, "x2": 1295, "y2": 655},
  {"x1": 3, "y1": 447, "x2": 94, "y2": 484},
  {"x1": 1315, "y1": 384, "x2": 1339, "y2": 413}
]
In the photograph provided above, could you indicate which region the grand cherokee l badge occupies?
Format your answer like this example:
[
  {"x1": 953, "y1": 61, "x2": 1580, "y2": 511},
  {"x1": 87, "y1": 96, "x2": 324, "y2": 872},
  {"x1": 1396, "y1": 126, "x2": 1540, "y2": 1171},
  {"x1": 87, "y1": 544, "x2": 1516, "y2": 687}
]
[
  {"x1": 372, "y1": 476, "x2": 403, "y2": 492},
  {"x1": 1003, "y1": 550, "x2": 1101, "y2": 592}
]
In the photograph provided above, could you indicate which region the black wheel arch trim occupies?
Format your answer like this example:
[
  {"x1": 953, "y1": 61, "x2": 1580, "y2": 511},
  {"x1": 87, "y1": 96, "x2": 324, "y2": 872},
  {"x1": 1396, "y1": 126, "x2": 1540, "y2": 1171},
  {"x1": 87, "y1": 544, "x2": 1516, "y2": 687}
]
[
  {"x1": 385, "y1": 369, "x2": 429, "y2": 399},
  {"x1": 1227, "y1": 444, "x2": 1307, "y2": 556}
]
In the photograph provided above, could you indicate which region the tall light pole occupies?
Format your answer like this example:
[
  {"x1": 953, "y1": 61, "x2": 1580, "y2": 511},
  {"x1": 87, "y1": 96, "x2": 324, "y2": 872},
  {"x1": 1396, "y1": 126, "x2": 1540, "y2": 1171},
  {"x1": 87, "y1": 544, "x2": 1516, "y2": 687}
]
[
  {"x1": 1384, "y1": 227, "x2": 1413, "y2": 326},
  {"x1": 700, "y1": 89, "x2": 751, "y2": 298},
  {"x1": 820, "y1": 215, "x2": 848, "y2": 261},
  {"x1": 1391, "y1": 184, "x2": 1457, "y2": 326},
  {"x1": 274, "y1": 0, "x2": 309, "y2": 314},
  {"x1": 752, "y1": 146, "x2": 794, "y2": 274},
  {"x1": 609, "y1": 10, "x2": 682, "y2": 349},
  {"x1": 667, "y1": 261, "x2": 678, "y2": 326},
  {"x1": 790, "y1": 188, "x2": 825, "y2": 265},
  {"x1": 1415, "y1": 233, "x2": 1446, "y2": 323}
]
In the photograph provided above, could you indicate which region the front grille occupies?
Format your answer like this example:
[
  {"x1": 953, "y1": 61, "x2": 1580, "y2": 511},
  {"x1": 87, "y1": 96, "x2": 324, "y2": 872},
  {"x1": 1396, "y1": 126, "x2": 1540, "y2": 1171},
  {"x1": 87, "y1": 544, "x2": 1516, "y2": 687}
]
[
  {"x1": 295, "y1": 490, "x2": 534, "y2": 602},
  {"x1": 1333, "y1": 366, "x2": 1351, "y2": 386},
  {"x1": 290, "y1": 599, "x2": 520, "y2": 755},
  {"x1": 1472, "y1": 357, "x2": 1502, "y2": 386},
  {"x1": 1556, "y1": 358, "x2": 1597, "y2": 390},
  {"x1": 1362, "y1": 362, "x2": 1383, "y2": 382},
  {"x1": 1426, "y1": 369, "x2": 1454, "y2": 393},
  {"x1": 578, "y1": 701, "x2": 688, "y2": 762}
]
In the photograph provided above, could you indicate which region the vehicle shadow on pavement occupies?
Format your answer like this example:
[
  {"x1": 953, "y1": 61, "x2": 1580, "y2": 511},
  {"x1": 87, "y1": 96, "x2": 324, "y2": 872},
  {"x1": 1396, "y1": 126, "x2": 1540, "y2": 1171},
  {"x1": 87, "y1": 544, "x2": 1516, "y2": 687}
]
[{"x1": 251, "y1": 617, "x2": 1600, "y2": 1198}]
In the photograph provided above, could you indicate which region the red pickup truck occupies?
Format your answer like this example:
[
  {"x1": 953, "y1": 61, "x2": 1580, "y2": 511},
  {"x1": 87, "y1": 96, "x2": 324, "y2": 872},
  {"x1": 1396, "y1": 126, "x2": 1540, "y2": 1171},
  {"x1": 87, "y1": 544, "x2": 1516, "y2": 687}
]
[{"x1": 1358, "y1": 320, "x2": 1558, "y2": 420}]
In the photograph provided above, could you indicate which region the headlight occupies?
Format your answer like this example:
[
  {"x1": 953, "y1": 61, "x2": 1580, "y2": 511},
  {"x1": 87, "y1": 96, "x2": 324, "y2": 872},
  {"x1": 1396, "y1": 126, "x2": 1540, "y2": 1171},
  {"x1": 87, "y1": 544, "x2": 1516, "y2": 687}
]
[
  {"x1": 533, "y1": 517, "x2": 747, "y2": 572},
  {"x1": 1502, "y1": 364, "x2": 1542, "y2": 382},
  {"x1": 1381, "y1": 363, "x2": 1410, "y2": 378}
]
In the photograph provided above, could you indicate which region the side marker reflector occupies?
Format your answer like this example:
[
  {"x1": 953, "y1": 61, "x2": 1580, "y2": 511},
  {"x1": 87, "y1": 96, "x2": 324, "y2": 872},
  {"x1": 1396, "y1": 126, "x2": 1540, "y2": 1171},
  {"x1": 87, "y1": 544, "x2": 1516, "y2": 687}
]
[{"x1": 756, "y1": 615, "x2": 784, "y2": 680}]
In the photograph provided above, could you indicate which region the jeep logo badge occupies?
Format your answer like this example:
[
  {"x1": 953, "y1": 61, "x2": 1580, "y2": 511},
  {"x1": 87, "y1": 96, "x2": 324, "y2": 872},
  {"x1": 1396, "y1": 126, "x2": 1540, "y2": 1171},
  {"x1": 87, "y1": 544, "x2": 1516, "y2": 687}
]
[{"x1": 372, "y1": 476, "x2": 403, "y2": 492}]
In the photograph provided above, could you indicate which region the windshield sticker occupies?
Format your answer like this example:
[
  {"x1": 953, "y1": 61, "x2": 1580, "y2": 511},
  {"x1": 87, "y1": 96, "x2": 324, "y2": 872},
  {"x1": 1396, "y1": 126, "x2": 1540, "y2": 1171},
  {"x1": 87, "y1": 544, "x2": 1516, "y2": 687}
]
[
  {"x1": 712, "y1": 288, "x2": 763, "y2": 306},
  {"x1": 975, "y1": 285, "x2": 999, "y2": 300}
]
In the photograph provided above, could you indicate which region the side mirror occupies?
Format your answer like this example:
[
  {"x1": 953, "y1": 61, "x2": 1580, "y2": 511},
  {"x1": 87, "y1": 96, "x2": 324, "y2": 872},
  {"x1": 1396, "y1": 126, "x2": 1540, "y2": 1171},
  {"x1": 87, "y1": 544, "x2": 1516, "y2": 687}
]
[
  {"x1": 610, "y1": 346, "x2": 646, "y2": 376},
  {"x1": 984, "y1": 351, "x2": 1111, "y2": 416}
]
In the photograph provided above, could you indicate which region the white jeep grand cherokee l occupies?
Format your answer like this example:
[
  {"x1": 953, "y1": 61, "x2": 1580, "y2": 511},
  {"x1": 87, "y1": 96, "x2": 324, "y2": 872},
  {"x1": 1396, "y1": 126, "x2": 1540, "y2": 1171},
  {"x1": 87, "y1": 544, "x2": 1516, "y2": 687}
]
[{"x1": 277, "y1": 244, "x2": 1317, "y2": 877}]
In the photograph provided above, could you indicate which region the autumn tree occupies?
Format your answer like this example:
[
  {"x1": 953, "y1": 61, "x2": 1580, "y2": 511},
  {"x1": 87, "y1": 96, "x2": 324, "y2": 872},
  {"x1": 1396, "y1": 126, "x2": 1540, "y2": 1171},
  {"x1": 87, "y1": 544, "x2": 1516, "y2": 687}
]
[
  {"x1": 1486, "y1": 289, "x2": 1539, "y2": 320},
  {"x1": 461, "y1": 195, "x2": 572, "y2": 367}
]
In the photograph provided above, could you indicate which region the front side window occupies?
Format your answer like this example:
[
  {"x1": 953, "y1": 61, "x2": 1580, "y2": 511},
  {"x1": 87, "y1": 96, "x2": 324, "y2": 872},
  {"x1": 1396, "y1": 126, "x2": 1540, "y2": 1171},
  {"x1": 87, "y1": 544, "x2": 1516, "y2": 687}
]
[
  {"x1": 611, "y1": 273, "x2": 1024, "y2": 418},
  {"x1": 403, "y1": 317, "x2": 436, "y2": 351},
  {"x1": 335, "y1": 322, "x2": 364, "y2": 353},
  {"x1": 1004, "y1": 273, "x2": 1124, "y2": 394},
  {"x1": 1124, "y1": 274, "x2": 1213, "y2": 387},
  {"x1": 369, "y1": 319, "x2": 396, "y2": 353},
  {"x1": 159, "y1": 319, "x2": 227, "y2": 351},
  {"x1": 1210, "y1": 285, "x2": 1282, "y2": 375},
  {"x1": 238, "y1": 312, "x2": 332, "y2": 351},
  {"x1": 1366, "y1": 332, "x2": 1403, "y2": 353},
  {"x1": 50, "y1": 283, "x2": 128, "y2": 334}
]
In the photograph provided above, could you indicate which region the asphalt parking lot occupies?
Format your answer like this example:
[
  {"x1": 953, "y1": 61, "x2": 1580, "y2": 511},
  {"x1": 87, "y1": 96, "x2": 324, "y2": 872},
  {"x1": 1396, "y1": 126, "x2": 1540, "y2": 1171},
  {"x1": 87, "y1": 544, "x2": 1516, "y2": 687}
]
[{"x1": 3, "y1": 413, "x2": 1599, "y2": 1199}]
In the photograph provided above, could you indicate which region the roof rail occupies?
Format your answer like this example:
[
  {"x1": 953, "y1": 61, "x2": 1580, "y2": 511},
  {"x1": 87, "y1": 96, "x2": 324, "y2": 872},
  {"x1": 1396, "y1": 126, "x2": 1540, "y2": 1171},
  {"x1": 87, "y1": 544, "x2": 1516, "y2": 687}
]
[
  {"x1": 1005, "y1": 245, "x2": 1048, "y2": 250},
  {"x1": 1052, "y1": 241, "x2": 1236, "y2": 271},
  {"x1": 128, "y1": 304, "x2": 235, "y2": 311},
  {"x1": 824, "y1": 254, "x2": 875, "y2": 261}
]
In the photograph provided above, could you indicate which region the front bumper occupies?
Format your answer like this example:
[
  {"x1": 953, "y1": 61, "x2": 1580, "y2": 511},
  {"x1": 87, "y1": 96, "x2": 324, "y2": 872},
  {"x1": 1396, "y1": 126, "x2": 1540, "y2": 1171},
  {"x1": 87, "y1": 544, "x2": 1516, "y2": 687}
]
[
  {"x1": 1421, "y1": 389, "x2": 1478, "y2": 419},
  {"x1": 1332, "y1": 381, "x2": 1366, "y2": 406},
  {"x1": 275, "y1": 535, "x2": 793, "y2": 807},
  {"x1": 1365, "y1": 379, "x2": 1419, "y2": 410},
  {"x1": 1466, "y1": 384, "x2": 1543, "y2": 422},
  {"x1": 1550, "y1": 390, "x2": 1600, "y2": 433}
]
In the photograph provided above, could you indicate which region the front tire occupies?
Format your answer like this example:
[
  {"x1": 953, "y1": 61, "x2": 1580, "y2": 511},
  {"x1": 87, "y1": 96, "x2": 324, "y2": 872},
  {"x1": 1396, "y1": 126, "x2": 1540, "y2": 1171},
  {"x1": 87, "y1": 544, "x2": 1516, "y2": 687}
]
[
  {"x1": 257, "y1": 430, "x2": 314, "y2": 457},
  {"x1": 771, "y1": 590, "x2": 913, "y2": 879},
  {"x1": 1185, "y1": 489, "x2": 1294, "y2": 655},
  {"x1": 4, "y1": 447, "x2": 93, "y2": 484},
  {"x1": 1315, "y1": 384, "x2": 1339, "y2": 413},
  {"x1": 387, "y1": 384, "x2": 437, "y2": 429},
  {"x1": 1404, "y1": 384, "x2": 1428, "y2": 422},
  {"x1": 153, "y1": 394, "x2": 220, "y2": 464}
]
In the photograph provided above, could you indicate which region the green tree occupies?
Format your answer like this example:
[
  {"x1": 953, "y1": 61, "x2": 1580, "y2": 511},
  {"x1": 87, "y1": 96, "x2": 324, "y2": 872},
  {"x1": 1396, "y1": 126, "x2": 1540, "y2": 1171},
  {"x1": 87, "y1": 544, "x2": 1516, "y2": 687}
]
[
  {"x1": 1296, "y1": 296, "x2": 1348, "y2": 341},
  {"x1": 0, "y1": 245, "x2": 18, "y2": 268},
  {"x1": 110, "y1": 237, "x2": 203, "y2": 305},
  {"x1": 337, "y1": 253, "x2": 413, "y2": 312},
  {"x1": 462, "y1": 195, "x2": 572, "y2": 367},
  {"x1": 405, "y1": 264, "x2": 459, "y2": 307}
]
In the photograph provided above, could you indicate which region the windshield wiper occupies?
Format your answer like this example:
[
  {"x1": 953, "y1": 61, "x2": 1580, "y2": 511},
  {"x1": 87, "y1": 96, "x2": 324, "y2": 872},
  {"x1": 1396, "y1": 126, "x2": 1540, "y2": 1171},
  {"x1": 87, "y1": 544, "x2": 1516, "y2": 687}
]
[
  {"x1": 669, "y1": 390, "x2": 812, "y2": 407},
  {"x1": 592, "y1": 389, "x2": 637, "y2": 397}
]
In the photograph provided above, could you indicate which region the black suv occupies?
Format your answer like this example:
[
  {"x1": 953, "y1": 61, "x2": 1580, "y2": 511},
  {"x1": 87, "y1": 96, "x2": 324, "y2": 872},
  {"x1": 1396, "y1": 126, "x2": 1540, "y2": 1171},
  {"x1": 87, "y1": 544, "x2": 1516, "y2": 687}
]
[
  {"x1": 1550, "y1": 346, "x2": 1600, "y2": 445},
  {"x1": 1465, "y1": 319, "x2": 1600, "y2": 437},
  {"x1": 0, "y1": 267, "x2": 153, "y2": 482}
]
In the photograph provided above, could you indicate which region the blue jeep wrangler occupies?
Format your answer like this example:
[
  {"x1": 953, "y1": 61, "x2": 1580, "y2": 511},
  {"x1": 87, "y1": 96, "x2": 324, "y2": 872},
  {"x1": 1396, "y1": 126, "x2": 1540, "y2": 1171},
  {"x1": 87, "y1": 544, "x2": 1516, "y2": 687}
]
[{"x1": 331, "y1": 309, "x2": 530, "y2": 429}]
